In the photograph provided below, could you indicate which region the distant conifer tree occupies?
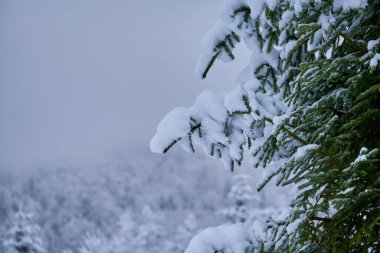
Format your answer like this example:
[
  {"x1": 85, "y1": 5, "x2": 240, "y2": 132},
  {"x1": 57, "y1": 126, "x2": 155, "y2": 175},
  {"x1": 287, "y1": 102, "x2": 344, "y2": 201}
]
[
  {"x1": 3, "y1": 211, "x2": 46, "y2": 253},
  {"x1": 219, "y1": 174, "x2": 256, "y2": 223}
]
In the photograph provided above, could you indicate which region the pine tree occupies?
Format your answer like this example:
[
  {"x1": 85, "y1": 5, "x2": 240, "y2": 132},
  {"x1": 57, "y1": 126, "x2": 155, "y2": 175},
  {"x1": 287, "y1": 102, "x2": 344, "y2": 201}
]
[
  {"x1": 3, "y1": 211, "x2": 46, "y2": 253},
  {"x1": 151, "y1": 0, "x2": 380, "y2": 251},
  {"x1": 219, "y1": 174, "x2": 289, "y2": 241},
  {"x1": 169, "y1": 213, "x2": 199, "y2": 252},
  {"x1": 78, "y1": 230, "x2": 112, "y2": 253},
  {"x1": 77, "y1": 210, "x2": 136, "y2": 253},
  {"x1": 110, "y1": 209, "x2": 136, "y2": 253},
  {"x1": 218, "y1": 174, "x2": 256, "y2": 223},
  {"x1": 134, "y1": 206, "x2": 167, "y2": 252}
]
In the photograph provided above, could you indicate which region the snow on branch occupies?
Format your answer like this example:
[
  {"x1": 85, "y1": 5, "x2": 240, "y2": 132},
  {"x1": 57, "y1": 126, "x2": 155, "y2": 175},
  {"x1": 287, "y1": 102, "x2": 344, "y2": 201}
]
[
  {"x1": 184, "y1": 223, "x2": 257, "y2": 253},
  {"x1": 152, "y1": 0, "x2": 379, "y2": 250}
]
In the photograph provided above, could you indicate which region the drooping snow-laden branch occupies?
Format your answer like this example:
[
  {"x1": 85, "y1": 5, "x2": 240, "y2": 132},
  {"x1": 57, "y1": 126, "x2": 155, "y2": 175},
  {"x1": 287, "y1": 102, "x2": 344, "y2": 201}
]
[{"x1": 151, "y1": 0, "x2": 380, "y2": 251}]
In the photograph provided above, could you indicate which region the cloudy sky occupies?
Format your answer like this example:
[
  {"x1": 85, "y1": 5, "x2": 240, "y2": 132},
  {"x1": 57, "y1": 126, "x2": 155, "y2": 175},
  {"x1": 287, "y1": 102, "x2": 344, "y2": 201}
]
[{"x1": 0, "y1": 0, "x2": 249, "y2": 170}]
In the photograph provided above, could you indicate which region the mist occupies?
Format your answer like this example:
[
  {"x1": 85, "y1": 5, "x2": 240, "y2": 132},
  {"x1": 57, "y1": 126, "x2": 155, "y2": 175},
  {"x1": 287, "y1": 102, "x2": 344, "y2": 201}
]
[{"x1": 0, "y1": 0, "x2": 249, "y2": 171}]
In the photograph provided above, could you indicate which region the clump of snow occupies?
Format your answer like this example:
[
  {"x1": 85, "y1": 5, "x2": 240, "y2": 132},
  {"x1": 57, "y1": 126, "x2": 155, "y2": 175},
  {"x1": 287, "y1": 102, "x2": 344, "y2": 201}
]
[
  {"x1": 293, "y1": 0, "x2": 308, "y2": 15},
  {"x1": 333, "y1": 0, "x2": 367, "y2": 11},
  {"x1": 185, "y1": 223, "x2": 252, "y2": 253},
  {"x1": 265, "y1": 0, "x2": 277, "y2": 11},
  {"x1": 150, "y1": 107, "x2": 191, "y2": 153},
  {"x1": 224, "y1": 85, "x2": 248, "y2": 112},
  {"x1": 294, "y1": 144, "x2": 319, "y2": 160},
  {"x1": 351, "y1": 147, "x2": 378, "y2": 165},
  {"x1": 195, "y1": 21, "x2": 235, "y2": 79},
  {"x1": 245, "y1": 0, "x2": 269, "y2": 18},
  {"x1": 280, "y1": 40, "x2": 297, "y2": 59},
  {"x1": 151, "y1": 90, "x2": 231, "y2": 154},
  {"x1": 219, "y1": 0, "x2": 248, "y2": 22},
  {"x1": 318, "y1": 14, "x2": 331, "y2": 31},
  {"x1": 193, "y1": 90, "x2": 227, "y2": 122},
  {"x1": 366, "y1": 38, "x2": 380, "y2": 68},
  {"x1": 367, "y1": 38, "x2": 380, "y2": 51},
  {"x1": 369, "y1": 53, "x2": 380, "y2": 68}
]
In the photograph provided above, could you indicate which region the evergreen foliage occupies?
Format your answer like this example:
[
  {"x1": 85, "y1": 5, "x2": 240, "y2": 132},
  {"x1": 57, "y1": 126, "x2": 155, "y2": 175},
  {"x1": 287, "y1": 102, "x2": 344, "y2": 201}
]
[{"x1": 151, "y1": 0, "x2": 380, "y2": 251}]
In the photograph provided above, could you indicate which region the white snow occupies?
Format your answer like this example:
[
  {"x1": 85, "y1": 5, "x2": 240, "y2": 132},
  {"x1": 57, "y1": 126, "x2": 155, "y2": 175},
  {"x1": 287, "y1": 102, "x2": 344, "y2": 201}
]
[
  {"x1": 293, "y1": 0, "x2": 307, "y2": 15},
  {"x1": 193, "y1": 90, "x2": 228, "y2": 122},
  {"x1": 318, "y1": 14, "x2": 330, "y2": 31},
  {"x1": 351, "y1": 147, "x2": 378, "y2": 165},
  {"x1": 195, "y1": 21, "x2": 234, "y2": 78},
  {"x1": 367, "y1": 38, "x2": 380, "y2": 51},
  {"x1": 245, "y1": 0, "x2": 269, "y2": 18},
  {"x1": 220, "y1": 0, "x2": 248, "y2": 22},
  {"x1": 286, "y1": 213, "x2": 306, "y2": 234},
  {"x1": 279, "y1": 10, "x2": 294, "y2": 29},
  {"x1": 369, "y1": 53, "x2": 380, "y2": 68},
  {"x1": 367, "y1": 38, "x2": 380, "y2": 68},
  {"x1": 185, "y1": 223, "x2": 252, "y2": 253},
  {"x1": 333, "y1": 0, "x2": 367, "y2": 11},
  {"x1": 224, "y1": 85, "x2": 248, "y2": 113},
  {"x1": 294, "y1": 144, "x2": 319, "y2": 160},
  {"x1": 150, "y1": 107, "x2": 191, "y2": 153},
  {"x1": 280, "y1": 40, "x2": 297, "y2": 59}
]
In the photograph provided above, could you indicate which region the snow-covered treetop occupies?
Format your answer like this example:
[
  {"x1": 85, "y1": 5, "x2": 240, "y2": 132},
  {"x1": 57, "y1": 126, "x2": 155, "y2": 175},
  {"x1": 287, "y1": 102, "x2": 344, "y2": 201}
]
[{"x1": 3, "y1": 211, "x2": 46, "y2": 253}]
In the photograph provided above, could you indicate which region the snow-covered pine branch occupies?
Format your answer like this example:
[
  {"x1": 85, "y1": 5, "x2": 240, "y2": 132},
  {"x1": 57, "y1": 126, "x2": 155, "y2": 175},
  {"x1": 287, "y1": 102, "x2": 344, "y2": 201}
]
[{"x1": 151, "y1": 0, "x2": 380, "y2": 251}]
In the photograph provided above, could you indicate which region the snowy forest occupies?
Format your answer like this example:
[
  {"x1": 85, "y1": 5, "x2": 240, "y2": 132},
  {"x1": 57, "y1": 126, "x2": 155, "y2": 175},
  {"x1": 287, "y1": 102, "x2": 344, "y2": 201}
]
[
  {"x1": 0, "y1": 149, "x2": 292, "y2": 252},
  {"x1": 1, "y1": 0, "x2": 379, "y2": 252},
  {"x1": 0, "y1": 151, "x2": 288, "y2": 253},
  {"x1": 1, "y1": 150, "x2": 221, "y2": 253}
]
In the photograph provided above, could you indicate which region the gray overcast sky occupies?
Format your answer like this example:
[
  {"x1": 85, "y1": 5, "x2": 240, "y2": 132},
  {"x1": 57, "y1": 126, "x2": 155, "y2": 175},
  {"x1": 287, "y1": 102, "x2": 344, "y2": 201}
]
[{"x1": 0, "y1": 0, "x2": 249, "y2": 170}]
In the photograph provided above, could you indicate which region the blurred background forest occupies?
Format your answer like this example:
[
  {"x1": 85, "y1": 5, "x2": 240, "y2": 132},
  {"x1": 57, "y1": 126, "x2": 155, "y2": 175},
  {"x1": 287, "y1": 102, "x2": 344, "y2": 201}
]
[{"x1": 0, "y1": 149, "x2": 291, "y2": 252}]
